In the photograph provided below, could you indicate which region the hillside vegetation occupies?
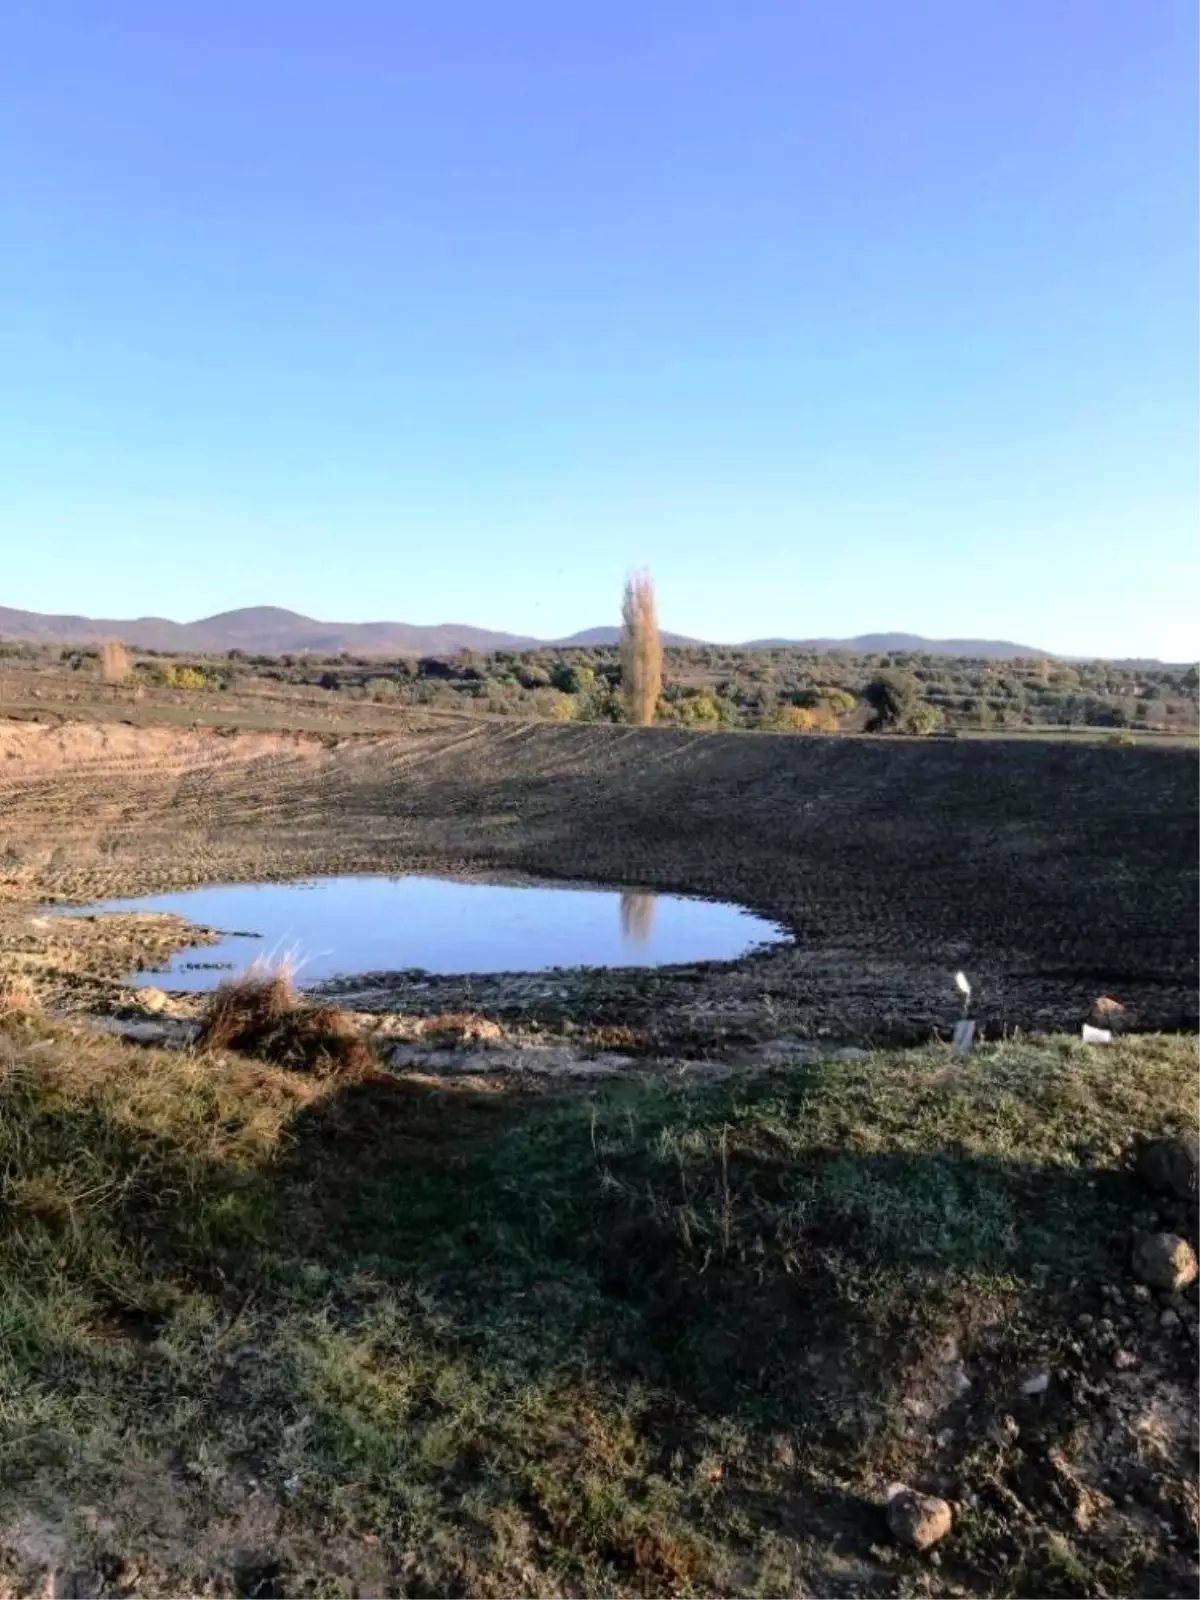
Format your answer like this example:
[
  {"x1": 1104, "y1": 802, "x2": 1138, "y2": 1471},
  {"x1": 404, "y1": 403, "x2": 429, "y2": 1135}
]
[{"x1": 2, "y1": 636, "x2": 1197, "y2": 736}]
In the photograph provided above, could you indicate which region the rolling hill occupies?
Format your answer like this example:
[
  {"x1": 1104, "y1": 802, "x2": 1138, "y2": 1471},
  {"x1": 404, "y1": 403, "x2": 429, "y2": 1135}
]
[
  {"x1": 740, "y1": 631, "x2": 1047, "y2": 658},
  {"x1": 0, "y1": 606, "x2": 537, "y2": 657},
  {"x1": 0, "y1": 604, "x2": 1051, "y2": 659}
]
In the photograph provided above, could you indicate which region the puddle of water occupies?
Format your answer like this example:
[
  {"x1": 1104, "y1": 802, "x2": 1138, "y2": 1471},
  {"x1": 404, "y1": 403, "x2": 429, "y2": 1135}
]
[{"x1": 61, "y1": 875, "x2": 788, "y2": 991}]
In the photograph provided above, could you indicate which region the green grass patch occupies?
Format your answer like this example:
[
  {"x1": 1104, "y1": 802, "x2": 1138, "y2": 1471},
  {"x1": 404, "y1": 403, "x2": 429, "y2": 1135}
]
[{"x1": 0, "y1": 1019, "x2": 1195, "y2": 1595}]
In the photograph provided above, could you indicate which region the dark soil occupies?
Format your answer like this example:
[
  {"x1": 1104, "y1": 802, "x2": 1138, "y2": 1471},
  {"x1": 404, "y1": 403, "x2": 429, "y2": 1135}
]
[{"x1": 0, "y1": 714, "x2": 1195, "y2": 1043}]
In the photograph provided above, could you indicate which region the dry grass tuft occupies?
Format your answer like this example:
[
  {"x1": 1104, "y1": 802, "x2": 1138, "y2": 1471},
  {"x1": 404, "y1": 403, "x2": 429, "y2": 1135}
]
[
  {"x1": 196, "y1": 964, "x2": 375, "y2": 1078},
  {"x1": 99, "y1": 639, "x2": 132, "y2": 684},
  {"x1": 0, "y1": 970, "x2": 40, "y2": 1018}
]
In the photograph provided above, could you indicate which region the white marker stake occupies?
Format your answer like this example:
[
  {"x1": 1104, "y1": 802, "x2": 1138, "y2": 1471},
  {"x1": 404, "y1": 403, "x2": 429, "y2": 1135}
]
[
  {"x1": 1081, "y1": 1024, "x2": 1112, "y2": 1045},
  {"x1": 952, "y1": 1019, "x2": 976, "y2": 1054}
]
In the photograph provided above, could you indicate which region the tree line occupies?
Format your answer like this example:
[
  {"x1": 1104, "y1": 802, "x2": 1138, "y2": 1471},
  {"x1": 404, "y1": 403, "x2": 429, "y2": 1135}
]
[{"x1": 12, "y1": 573, "x2": 1197, "y2": 738}]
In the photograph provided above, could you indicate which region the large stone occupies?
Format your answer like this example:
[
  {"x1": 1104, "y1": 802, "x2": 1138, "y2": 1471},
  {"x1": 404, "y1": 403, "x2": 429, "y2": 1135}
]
[
  {"x1": 1135, "y1": 1136, "x2": 1198, "y2": 1202},
  {"x1": 417, "y1": 1012, "x2": 504, "y2": 1046},
  {"x1": 886, "y1": 1486, "x2": 953, "y2": 1550},
  {"x1": 1131, "y1": 1232, "x2": 1198, "y2": 1293},
  {"x1": 1090, "y1": 995, "x2": 1126, "y2": 1028}
]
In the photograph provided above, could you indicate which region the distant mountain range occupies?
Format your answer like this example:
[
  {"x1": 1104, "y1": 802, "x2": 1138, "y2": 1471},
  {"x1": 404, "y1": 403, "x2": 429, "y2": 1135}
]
[
  {"x1": 552, "y1": 625, "x2": 706, "y2": 649},
  {"x1": 739, "y1": 632, "x2": 1050, "y2": 657},
  {"x1": 0, "y1": 605, "x2": 534, "y2": 657},
  {"x1": 0, "y1": 604, "x2": 1051, "y2": 659}
]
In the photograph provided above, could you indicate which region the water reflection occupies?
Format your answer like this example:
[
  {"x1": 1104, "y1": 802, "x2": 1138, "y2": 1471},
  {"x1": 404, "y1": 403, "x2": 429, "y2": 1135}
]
[
  {"x1": 53, "y1": 875, "x2": 786, "y2": 990},
  {"x1": 619, "y1": 890, "x2": 658, "y2": 947}
]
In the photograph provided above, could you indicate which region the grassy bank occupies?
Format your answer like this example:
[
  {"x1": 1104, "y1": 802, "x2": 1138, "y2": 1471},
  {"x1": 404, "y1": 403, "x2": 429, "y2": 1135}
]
[{"x1": 0, "y1": 1011, "x2": 1196, "y2": 1596}]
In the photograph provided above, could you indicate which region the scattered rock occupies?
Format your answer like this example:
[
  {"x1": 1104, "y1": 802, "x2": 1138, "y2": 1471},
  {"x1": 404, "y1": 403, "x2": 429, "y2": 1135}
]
[
  {"x1": 1091, "y1": 995, "x2": 1125, "y2": 1020},
  {"x1": 1131, "y1": 1233, "x2": 1199, "y2": 1293},
  {"x1": 741, "y1": 1036, "x2": 825, "y2": 1069},
  {"x1": 886, "y1": 1486, "x2": 953, "y2": 1551},
  {"x1": 1047, "y1": 1446, "x2": 1113, "y2": 1533},
  {"x1": 417, "y1": 1012, "x2": 504, "y2": 1046},
  {"x1": 832, "y1": 1046, "x2": 870, "y2": 1062},
  {"x1": 1021, "y1": 1369, "x2": 1050, "y2": 1396},
  {"x1": 87, "y1": 1015, "x2": 199, "y2": 1046},
  {"x1": 389, "y1": 1041, "x2": 635, "y2": 1077},
  {"x1": 1135, "y1": 1136, "x2": 1199, "y2": 1202},
  {"x1": 1111, "y1": 1348, "x2": 1139, "y2": 1371},
  {"x1": 1160, "y1": 1309, "x2": 1180, "y2": 1331}
]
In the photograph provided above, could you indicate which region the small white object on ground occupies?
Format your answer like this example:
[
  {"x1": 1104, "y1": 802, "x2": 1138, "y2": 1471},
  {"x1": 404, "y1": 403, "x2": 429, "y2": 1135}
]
[{"x1": 1081, "y1": 1024, "x2": 1112, "y2": 1044}]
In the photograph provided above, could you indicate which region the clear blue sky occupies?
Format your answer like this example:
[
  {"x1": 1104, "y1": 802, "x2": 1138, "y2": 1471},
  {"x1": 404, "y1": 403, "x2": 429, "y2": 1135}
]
[{"x1": 2, "y1": 1, "x2": 1196, "y2": 657}]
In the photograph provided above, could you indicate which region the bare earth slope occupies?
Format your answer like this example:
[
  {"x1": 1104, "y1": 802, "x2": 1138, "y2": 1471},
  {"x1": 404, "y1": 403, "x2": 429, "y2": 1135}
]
[{"x1": 1, "y1": 717, "x2": 1194, "y2": 1036}]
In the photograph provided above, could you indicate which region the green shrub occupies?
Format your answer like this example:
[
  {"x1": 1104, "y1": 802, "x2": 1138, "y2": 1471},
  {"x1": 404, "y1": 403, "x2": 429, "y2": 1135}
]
[
  {"x1": 170, "y1": 666, "x2": 209, "y2": 691},
  {"x1": 862, "y1": 674, "x2": 944, "y2": 736}
]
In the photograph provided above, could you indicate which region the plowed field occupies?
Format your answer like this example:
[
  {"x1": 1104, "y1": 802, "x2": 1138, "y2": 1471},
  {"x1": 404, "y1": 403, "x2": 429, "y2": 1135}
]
[{"x1": 1, "y1": 714, "x2": 1194, "y2": 1040}]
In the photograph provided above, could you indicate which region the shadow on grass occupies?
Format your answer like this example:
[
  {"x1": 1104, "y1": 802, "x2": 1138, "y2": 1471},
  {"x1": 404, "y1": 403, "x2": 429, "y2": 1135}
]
[
  {"x1": 234, "y1": 1066, "x2": 1195, "y2": 1596},
  {"x1": 5, "y1": 1051, "x2": 1193, "y2": 1597},
  {"x1": 263, "y1": 1069, "x2": 1149, "y2": 1432}
]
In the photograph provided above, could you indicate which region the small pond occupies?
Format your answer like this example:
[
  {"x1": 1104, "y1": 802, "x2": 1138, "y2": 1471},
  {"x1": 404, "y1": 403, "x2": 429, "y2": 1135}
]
[{"x1": 64, "y1": 875, "x2": 788, "y2": 991}]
